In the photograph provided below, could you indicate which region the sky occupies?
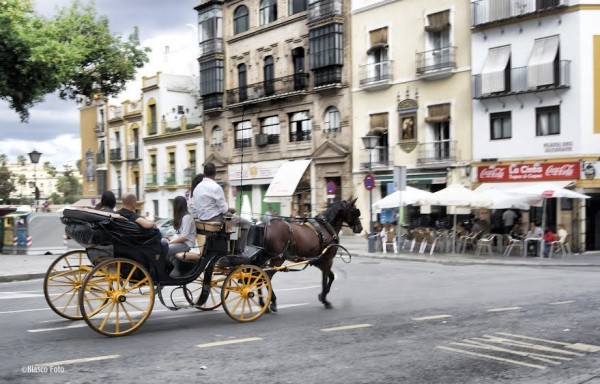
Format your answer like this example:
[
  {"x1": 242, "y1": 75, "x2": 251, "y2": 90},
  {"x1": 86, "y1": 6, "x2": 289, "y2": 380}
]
[{"x1": 0, "y1": 0, "x2": 199, "y2": 169}]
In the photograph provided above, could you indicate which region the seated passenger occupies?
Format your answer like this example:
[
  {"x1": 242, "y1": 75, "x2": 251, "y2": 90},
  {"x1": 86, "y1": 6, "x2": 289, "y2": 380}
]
[
  {"x1": 163, "y1": 196, "x2": 196, "y2": 261},
  {"x1": 96, "y1": 191, "x2": 116, "y2": 213},
  {"x1": 187, "y1": 173, "x2": 204, "y2": 218},
  {"x1": 117, "y1": 193, "x2": 156, "y2": 229}
]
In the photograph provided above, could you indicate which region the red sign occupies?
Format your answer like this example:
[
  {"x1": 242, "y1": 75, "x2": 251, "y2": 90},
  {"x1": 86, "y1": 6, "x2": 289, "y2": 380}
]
[
  {"x1": 364, "y1": 174, "x2": 375, "y2": 191},
  {"x1": 477, "y1": 161, "x2": 580, "y2": 182},
  {"x1": 326, "y1": 181, "x2": 336, "y2": 194}
]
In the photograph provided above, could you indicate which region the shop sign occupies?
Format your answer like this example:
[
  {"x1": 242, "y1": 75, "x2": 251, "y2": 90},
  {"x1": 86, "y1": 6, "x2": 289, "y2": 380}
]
[{"x1": 477, "y1": 161, "x2": 580, "y2": 182}]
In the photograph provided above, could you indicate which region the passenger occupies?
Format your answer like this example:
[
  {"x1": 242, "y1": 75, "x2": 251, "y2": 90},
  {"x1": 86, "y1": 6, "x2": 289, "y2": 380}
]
[
  {"x1": 187, "y1": 173, "x2": 204, "y2": 218},
  {"x1": 193, "y1": 162, "x2": 251, "y2": 254},
  {"x1": 163, "y1": 196, "x2": 196, "y2": 260},
  {"x1": 543, "y1": 228, "x2": 557, "y2": 258},
  {"x1": 97, "y1": 191, "x2": 116, "y2": 213},
  {"x1": 556, "y1": 223, "x2": 568, "y2": 244},
  {"x1": 117, "y1": 193, "x2": 156, "y2": 229}
]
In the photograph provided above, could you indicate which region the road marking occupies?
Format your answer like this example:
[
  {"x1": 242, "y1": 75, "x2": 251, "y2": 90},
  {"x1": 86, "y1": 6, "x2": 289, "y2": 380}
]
[
  {"x1": 277, "y1": 286, "x2": 320, "y2": 291},
  {"x1": 321, "y1": 324, "x2": 372, "y2": 332},
  {"x1": 28, "y1": 323, "x2": 89, "y2": 333},
  {"x1": 412, "y1": 314, "x2": 452, "y2": 321},
  {"x1": 548, "y1": 300, "x2": 575, "y2": 305},
  {"x1": 436, "y1": 346, "x2": 546, "y2": 369},
  {"x1": 0, "y1": 292, "x2": 44, "y2": 300},
  {"x1": 0, "y1": 308, "x2": 50, "y2": 315},
  {"x1": 36, "y1": 355, "x2": 120, "y2": 367},
  {"x1": 495, "y1": 332, "x2": 571, "y2": 346},
  {"x1": 197, "y1": 337, "x2": 262, "y2": 348},
  {"x1": 565, "y1": 343, "x2": 600, "y2": 353},
  {"x1": 486, "y1": 306, "x2": 522, "y2": 313}
]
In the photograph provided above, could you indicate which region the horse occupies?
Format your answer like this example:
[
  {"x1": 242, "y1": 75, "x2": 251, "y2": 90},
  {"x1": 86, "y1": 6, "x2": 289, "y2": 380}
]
[{"x1": 262, "y1": 197, "x2": 363, "y2": 310}]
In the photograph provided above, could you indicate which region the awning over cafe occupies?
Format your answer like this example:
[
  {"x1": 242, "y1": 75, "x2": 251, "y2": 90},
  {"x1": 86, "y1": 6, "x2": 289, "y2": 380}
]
[{"x1": 264, "y1": 159, "x2": 311, "y2": 199}]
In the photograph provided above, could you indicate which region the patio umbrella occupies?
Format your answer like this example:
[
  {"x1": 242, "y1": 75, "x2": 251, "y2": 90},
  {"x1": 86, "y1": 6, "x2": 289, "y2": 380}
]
[
  {"x1": 372, "y1": 186, "x2": 434, "y2": 209},
  {"x1": 470, "y1": 189, "x2": 531, "y2": 210}
]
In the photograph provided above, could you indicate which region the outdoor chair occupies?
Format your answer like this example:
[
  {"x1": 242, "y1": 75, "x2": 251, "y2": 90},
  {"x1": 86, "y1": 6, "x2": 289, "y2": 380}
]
[
  {"x1": 381, "y1": 228, "x2": 398, "y2": 254},
  {"x1": 503, "y1": 234, "x2": 524, "y2": 257},
  {"x1": 549, "y1": 233, "x2": 572, "y2": 258},
  {"x1": 459, "y1": 230, "x2": 483, "y2": 253},
  {"x1": 419, "y1": 230, "x2": 442, "y2": 255},
  {"x1": 475, "y1": 234, "x2": 497, "y2": 256}
]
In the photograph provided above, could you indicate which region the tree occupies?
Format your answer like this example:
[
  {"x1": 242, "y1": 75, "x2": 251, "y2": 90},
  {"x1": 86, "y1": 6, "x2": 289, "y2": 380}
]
[
  {"x1": 17, "y1": 155, "x2": 26, "y2": 166},
  {"x1": 43, "y1": 161, "x2": 57, "y2": 177},
  {"x1": 0, "y1": 0, "x2": 150, "y2": 121},
  {"x1": 0, "y1": 154, "x2": 16, "y2": 202},
  {"x1": 56, "y1": 165, "x2": 81, "y2": 204}
]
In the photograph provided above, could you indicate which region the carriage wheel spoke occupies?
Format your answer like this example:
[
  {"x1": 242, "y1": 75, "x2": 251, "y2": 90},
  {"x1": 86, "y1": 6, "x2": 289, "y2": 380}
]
[{"x1": 98, "y1": 302, "x2": 116, "y2": 331}]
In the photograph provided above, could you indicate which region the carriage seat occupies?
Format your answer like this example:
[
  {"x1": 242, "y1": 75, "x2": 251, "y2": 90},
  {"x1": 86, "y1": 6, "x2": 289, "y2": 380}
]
[
  {"x1": 195, "y1": 220, "x2": 223, "y2": 232},
  {"x1": 173, "y1": 251, "x2": 202, "y2": 262},
  {"x1": 63, "y1": 207, "x2": 127, "y2": 223}
]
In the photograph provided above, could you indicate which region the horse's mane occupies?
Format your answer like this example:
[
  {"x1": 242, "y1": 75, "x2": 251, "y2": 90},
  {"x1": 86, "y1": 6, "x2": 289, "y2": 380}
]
[{"x1": 320, "y1": 200, "x2": 349, "y2": 224}]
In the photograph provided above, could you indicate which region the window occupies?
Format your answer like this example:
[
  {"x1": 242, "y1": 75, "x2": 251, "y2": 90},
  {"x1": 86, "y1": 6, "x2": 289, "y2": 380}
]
[
  {"x1": 233, "y1": 5, "x2": 249, "y2": 34},
  {"x1": 292, "y1": 47, "x2": 306, "y2": 90},
  {"x1": 289, "y1": 111, "x2": 311, "y2": 142},
  {"x1": 200, "y1": 60, "x2": 224, "y2": 96},
  {"x1": 264, "y1": 56, "x2": 275, "y2": 96},
  {"x1": 432, "y1": 121, "x2": 451, "y2": 160},
  {"x1": 309, "y1": 23, "x2": 344, "y2": 69},
  {"x1": 238, "y1": 63, "x2": 247, "y2": 102},
  {"x1": 198, "y1": 5, "x2": 222, "y2": 42},
  {"x1": 212, "y1": 126, "x2": 223, "y2": 147},
  {"x1": 366, "y1": 27, "x2": 389, "y2": 83},
  {"x1": 289, "y1": 0, "x2": 307, "y2": 15},
  {"x1": 260, "y1": 0, "x2": 277, "y2": 25},
  {"x1": 490, "y1": 112, "x2": 512, "y2": 140},
  {"x1": 536, "y1": 106, "x2": 560, "y2": 136},
  {"x1": 324, "y1": 107, "x2": 340, "y2": 132},
  {"x1": 261, "y1": 116, "x2": 280, "y2": 144},
  {"x1": 235, "y1": 120, "x2": 252, "y2": 148}
]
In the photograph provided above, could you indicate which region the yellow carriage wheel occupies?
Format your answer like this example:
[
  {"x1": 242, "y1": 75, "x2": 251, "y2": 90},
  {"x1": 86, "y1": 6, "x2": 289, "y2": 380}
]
[
  {"x1": 79, "y1": 258, "x2": 154, "y2": 337},
  {"x1": 221, "y1": 265, "x2": 272, "y2": 323},
  {"x1": 184, "y1": 257, "x2": 228, "y2": 310},
  {"x1": 43, "y1": 250, "x2": 92, "y2": 320}
]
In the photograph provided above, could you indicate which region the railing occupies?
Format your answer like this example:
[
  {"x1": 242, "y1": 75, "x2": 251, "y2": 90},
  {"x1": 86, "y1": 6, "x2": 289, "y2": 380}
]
[
  {"x1": 109, "y1": 148, "x2": 122, "y2": 162},
  {"x1": 128, "y1": 144, "x2": 139, "y2": 160},
  {"x1": 96, "y1": 152, "x2": 106, "y2": 164},
  {"x1": 359, "y1": 146, "x2": 391, "y2": 169},
  {"x1": 202, "y1": 94, "x2": 223, "y2": 110},
  {"x1": 226, "y1": 73, "x2": 309, "y2": 105},
  {"x1": 359, "y1": 60, "x2": 394, "y2": 86},
  {"x1": 164, "y1": 171, "x2": 177, "y2": 186},
  {"x1": 185, "y1": 116, "x2": 201, "y2": 130},
  {"x1": 108, "y1": 107, "x2": 123, "y2": 120},
  {"x1": 416, "y1": 46, "x2": 456, "y2": 74},
  {"x1": 164, "y1": 119, "x2": 182, "y2": 133},
  {"x1": 289, "y1": 130, "x2": 311, "y2": 142},
  {"x1": 199, "y1": 38, "x2": 223, "y2": 57},
  {"x1": 472, "y1": 60, "x2": 571, "y2": 99},
  {"x1": 145, "y1": 173, "x2": 158, "y2": 187},
  {"x1": 94, "y1": 123, "x2": 104, "y2": 134},
  {"x1": 416, "y1": 140, "x2": 457, "y2": 164},
  {"x1": 471, "y1": 0, "x2": 568, "y2": 26},
  {"x1": 147, "y1": 122, "x2": 157, "y2": 135},
  {"x1": 308, "y1": 0, "x2": 343, "y2": 22}
]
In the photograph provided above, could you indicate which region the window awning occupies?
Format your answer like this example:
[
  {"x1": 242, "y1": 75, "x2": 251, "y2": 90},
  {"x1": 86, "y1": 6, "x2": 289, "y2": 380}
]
[
  {"x1": 475, "y1": 180, "x2": 575, "y2": 192},
  {"x1": 425, "y1": 103, "x2": 451, "y2": 123},
  {"x1": 264, "y1": 159, "x2": 311, "y2": 199},
  {"x1": 481, "y1": 45, "x2": 511, "y2": 94},
  {"x1": 370, "y1": 113, "x2": 388, "y2": 131},
  {"x1": 425, "y1": 10, "x2": 450, "y2": 32},
  {"x1": 527, "y1": 35, "x2": 559, "y2": 88}
]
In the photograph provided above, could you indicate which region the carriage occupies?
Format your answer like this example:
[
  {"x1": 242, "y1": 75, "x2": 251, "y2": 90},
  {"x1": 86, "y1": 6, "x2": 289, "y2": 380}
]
[{"x1": 43, "y1": 199, "x2": 362, "y2": 337}]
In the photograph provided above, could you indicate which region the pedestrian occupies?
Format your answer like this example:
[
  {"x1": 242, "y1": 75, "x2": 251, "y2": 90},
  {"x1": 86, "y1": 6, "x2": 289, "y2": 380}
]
[
  {"x1": 502, "y1": 209, "x2": 518, "y2": 234},
  {"x1": 263, "y1": 205, "x2": 273, "y2": 223}
]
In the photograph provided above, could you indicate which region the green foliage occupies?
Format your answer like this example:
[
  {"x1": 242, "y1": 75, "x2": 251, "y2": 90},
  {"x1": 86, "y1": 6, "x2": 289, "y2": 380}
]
[
  {"x1": 17, "y1": 174, "x2": 26, "y2": 186},
  {"x1": 56, "y1": 164, "x2": 81, "y2": 202},
  {"x1": 43, "y1": 161, "x2": 57, "y2": 177},
  {"x1": 0, "y1": 164, "x2": 16, "y2": 202},
  {"x1": 49, "y1": 192, "x2": 63, "y2": 205},
  {"x1": 0, "y1": 0, "x2": 150, "y2": 121},
  {"x1": 17, "y1": 155, "x2": 26, "y2": 166}
]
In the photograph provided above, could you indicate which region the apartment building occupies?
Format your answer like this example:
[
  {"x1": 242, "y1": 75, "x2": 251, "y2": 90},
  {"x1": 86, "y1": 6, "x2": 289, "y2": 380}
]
[
  {"x1": 79, "y1": 96, "x2": 106, "y2": 206},
  {"x1": 351, "y1": 0, "x2": 473, "y2": 229},
  {"x1": 196, "y1": 0, "x2": 353, "y2": 219},
  {"x1": 470, "y1": 0, "x2": 600, "y2": 251}
]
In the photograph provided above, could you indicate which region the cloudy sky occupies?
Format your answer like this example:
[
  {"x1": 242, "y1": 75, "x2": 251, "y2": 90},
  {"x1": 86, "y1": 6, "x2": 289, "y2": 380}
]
[{"x1": 0, "y1": 0, "x2": 199, "y2": 168}]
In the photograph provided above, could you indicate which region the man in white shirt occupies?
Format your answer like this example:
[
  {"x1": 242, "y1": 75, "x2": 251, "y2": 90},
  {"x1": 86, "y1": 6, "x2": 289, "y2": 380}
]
[
  {"x1": 502, "y1": 209, "x2": 518, "y2": 234},
  {"x1": 193, "y1": 162, "x2": 250, "y2": 254}
]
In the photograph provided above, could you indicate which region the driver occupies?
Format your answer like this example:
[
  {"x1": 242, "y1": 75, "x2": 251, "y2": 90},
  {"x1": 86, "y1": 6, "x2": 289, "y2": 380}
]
[{"x1": 192, "y1": 162, "x2": 250, "y2": 254}]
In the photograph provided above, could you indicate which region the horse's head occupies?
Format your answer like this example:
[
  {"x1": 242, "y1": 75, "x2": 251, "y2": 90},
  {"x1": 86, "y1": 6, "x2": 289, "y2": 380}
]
[{"x1": 341, "y1": 197, "x2": 363, "y2": 234}]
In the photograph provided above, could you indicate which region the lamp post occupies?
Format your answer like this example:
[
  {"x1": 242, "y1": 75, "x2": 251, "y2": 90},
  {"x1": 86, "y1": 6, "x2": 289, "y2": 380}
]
[
  {"x1": 362, "y1": 134, "x2": 379, "y2": 253},
  {"x1": 28, "y1": 150, "x2": 42, "y2": 211}
]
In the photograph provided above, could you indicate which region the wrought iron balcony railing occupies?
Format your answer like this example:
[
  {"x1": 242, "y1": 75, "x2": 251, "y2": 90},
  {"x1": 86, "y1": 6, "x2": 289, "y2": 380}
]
[
  {"x1": 308, "y1": 0, "x2": 343, "y2": 22},
  {"x1": 109, "y1": 148, "x2": 122, "y2": 162},
  {"x1": 96, "y1": 152, "x2": 106, "y2": 165},
  {"x1": 226, "y1": 73, "x2": 309, "y2": 105},
  {"x1": 416, "y1": 140, "x2": 457, "y2": 164},
  {"x1": 471, "y1": 0, "x2": 568, "y2": 27},
  {"x1": 164, "y1": 171, "x2": 177, "y2": 186},
  {"x1": 416, "y1": 46, "x2": 456, "y2": 75},
  {"x1": 359, "y1": 146, "x2": 391, "y2": 170},
  {"x1": 145, "y1": 173, "x2": 158, "y2": 187},
  {"x1": 359, "y1": 60, "x2": 394, "y2": 87}
]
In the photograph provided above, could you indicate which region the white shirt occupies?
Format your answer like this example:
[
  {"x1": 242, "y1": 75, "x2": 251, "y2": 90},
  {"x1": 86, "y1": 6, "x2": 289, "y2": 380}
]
[
  {"x1": 193, "y1": 177, "x2": 228, "y2": 220},
  {"x1": 187, "y1": 197, "x2": 198, "y2": 218},
  {"x1": 557, "y1": 228, "x2": 568, "y2": 243},
  {"x1": 175, "y1": 214, "x2": 196, "y2": 248},
  {"x1": 502, "y1": 210, "x2": 518, "y2": 227}
]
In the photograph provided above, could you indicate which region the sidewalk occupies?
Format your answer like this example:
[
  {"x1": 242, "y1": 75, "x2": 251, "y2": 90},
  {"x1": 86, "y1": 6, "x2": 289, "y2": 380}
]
[{"x1": 2, "y1": 236, "x2": 600, "y2": 283}]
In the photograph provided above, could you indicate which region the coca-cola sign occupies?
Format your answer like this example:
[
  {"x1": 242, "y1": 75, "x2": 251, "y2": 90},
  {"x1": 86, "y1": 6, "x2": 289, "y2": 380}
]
[{"x1": 477, "y1": 162, "x2": 580, "y2": 182}]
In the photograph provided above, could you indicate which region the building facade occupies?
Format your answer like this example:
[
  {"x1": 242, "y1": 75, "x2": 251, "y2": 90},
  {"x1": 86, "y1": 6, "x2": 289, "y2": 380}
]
[
  {"x1": 471, "y1": 0, "x2": 600, "y2": 251},
  {"x1": 196, "y1": 0, "x2": 353, "y2": 220}
]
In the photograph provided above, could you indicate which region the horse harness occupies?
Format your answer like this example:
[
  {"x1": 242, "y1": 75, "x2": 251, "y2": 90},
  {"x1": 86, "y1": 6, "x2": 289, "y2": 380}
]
[{"x1": 279, "y1": 215, "x2": 338, "y2": 262}]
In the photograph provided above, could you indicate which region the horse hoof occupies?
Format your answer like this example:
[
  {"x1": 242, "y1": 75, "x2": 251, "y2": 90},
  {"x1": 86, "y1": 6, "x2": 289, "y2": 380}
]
[
  {"x1": 324, "y1": 302, "x2": 333, "y2": 309},
  {"x1": 269, "y1": 303, "x2": 278, "y2": 313},
  {"x1": 318, "y1": 293, "x2": 323, "y2": 303}
]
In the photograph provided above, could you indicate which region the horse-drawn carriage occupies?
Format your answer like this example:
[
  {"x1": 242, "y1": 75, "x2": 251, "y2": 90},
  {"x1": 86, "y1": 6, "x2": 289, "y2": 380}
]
[{"x1": 43, "y1": 199, "x2": 362, "y2": 337}]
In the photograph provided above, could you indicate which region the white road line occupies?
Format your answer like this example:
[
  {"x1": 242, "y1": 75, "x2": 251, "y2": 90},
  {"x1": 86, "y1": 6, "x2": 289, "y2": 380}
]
[
  {"x1": 565, "y1": 343, "x2": 600, "y2": 353},
  {"x1": 0, "y1": 292, "x2": 44, "y2": 300},
  {"x1": 35, "y1": 355, "x2": 120, "y2": 367},
  {"x1": 486, "y1": 306, "x2": 522, "y2": 313},
  {"x1": 276, "y1": 286, "x2": 320, "y2": 292},
  {"x1": 28, "y1": 323, "x2": 89, "y2": 333},
  {"x1": 321, "y1": 324, "x2": 372, "y2": 332},
  {"x1": 548, "y1": 300, "x2": 575, "y2": 305},
  {"x1": 436, "y1": 346, "x2": 547, "y2": 370},
  {"x1": 412, "y1": 314, "x2": 452, "y2": 321},
  {"x1": 197, "y1": 337, "x2": 262, "y2": 348},
  {"x1": 0, "y1": 308, "x2": 50, "y2": 315},
  {"x1": 495, "y1": 332, "x2": 571, "y2": 346}
]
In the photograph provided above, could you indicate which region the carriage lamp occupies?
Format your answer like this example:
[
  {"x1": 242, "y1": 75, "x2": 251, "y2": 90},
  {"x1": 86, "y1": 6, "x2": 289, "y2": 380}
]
[
  {"x1": 362, "y1": 134, "x2": 379, "y2": 253},
  {"x1": 28, "y1": 150, "x2": 42, "y2": 211}
]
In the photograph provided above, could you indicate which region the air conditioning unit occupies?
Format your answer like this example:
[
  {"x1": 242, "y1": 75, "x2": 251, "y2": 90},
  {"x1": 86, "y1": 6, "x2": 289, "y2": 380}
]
[{"x1": 255, "y1": 134, "x2": 268, "y2": 147}]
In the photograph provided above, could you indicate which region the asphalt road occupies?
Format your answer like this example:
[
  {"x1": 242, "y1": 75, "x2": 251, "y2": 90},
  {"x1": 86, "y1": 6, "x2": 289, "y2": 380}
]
[{"x1": 1, "y1": 259, "x2": 599, "y2": 384}]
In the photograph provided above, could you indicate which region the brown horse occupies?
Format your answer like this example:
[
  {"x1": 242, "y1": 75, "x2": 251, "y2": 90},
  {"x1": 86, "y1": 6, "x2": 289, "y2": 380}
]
[{"x1": 263, "y1": 198, "x2": 363, "y2": 310}]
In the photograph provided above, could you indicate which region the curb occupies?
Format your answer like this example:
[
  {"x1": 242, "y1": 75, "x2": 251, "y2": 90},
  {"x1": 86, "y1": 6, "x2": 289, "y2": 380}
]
[{"x1": 0, "y1": 273, "x2": 46, "y2": 283}]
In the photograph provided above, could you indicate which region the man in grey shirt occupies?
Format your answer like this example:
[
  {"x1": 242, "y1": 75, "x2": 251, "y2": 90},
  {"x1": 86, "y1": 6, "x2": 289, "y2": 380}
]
[{"x1": 502, "y1": 209, "x2": 518, "y2": 234}]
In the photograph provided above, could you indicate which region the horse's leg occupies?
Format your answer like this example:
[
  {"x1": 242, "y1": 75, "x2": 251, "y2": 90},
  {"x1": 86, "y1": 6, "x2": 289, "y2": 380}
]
[
  {"x1": 265, "y1": 269, "x2": 277, "y2": 313},
  {"x1": 317, "y1": 268, "x2": 335, "y2": 309}
]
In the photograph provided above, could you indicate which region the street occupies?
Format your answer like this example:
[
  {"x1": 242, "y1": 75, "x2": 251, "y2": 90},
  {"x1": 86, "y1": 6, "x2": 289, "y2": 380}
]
[{"x1": 0, "y1": 259, "x2": 599, "y2": 384}]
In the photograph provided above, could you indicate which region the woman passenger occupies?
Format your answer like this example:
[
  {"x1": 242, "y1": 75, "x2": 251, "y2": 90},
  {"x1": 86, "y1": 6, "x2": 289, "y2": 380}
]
[{"x1": 164, "y1": 196, "x2": 196, "y2": 262}]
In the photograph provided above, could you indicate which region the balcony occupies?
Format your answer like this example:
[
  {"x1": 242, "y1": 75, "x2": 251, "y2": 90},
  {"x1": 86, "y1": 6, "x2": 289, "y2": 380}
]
[
  {"x1": 198, "y1": 38, "x2": 223, "y2": 57},
  {"x1": 471, "y1": 0, "x2": 568, "y2": 27},
  {"x1": 185, "y1": 116, "x2": 201, "y2": 130},
  {"x1": 308, "y1": 0, "x2": 343, "y2": 22},
  {"x1": 96, "y1": 152, "x2": 106, "y2": 165},
  {"x1": 108, "y1": 106, "x2": 123, "y2": 120},
  {"x1": 109, "y1": 148, "x2": 122, "y2": 162},
  {"x1": 290, "y1": 130, "x2": 311, "y2": 143},
  {"x1": 359, "y1": 146, "x2": 391, "y2": 170},
  {"x1": 226, "y1": 74, "x2": 310, "y2": 106},
  {"x1": 472, "y1": 60, "x2": 571, "y2": 99},
  {"x1": 416, "y1": 46, "x2": 456, "y2": 79},
  {"x1": 416, "y1": 140, "x2": 457, "y2": 165},
  {"x1": 164, "y1": 171, "x2": 177, "y2": 186},
  {"x1": 127, "y1": 144, "x2": 140, "y2": 160},
  {"x1": 94, "y1": 123, "x2": 104, "y2": 136},
  {"x1": 359, "y1": 60, "x2": 394, "y2": 91},
  {"x1": 202, "y1": 94, "x2": 223, "y2": 112},
  {"x1": 145, "y1": 173, "x2": 158, "y2": 187},
  {"x1": 164, "y1": 119, "x2": 182, "y2": 133}
]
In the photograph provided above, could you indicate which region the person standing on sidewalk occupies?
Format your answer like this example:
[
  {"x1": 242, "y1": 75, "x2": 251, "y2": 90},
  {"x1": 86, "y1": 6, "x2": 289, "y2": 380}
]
[{"x1": 502, "y1": 209, "x2": 518, "y2": 234}]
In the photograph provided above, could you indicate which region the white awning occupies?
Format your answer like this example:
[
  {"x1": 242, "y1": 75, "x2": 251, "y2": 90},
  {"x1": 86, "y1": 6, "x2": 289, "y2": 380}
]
[
  {"x1": 527, "y1": 35, "x2": 559, "y2": 88},
  {"x1": 264, "y1": 159, "x2": 311, "y2": 199},
  {"x1": 481, "y1": 45, "x2": 511, "y2": 94},
  {"x1": 475, "y1": 180, "x2": 575, "y2": 192}
]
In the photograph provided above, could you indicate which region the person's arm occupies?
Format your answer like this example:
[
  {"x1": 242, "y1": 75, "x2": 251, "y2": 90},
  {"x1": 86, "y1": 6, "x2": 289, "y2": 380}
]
[
  {"x1": 135, "y1": 216, "x2": 156, "y2": 229},
  {"x1": 214, "y1": 185, "x2": 230, "y2": 214}
]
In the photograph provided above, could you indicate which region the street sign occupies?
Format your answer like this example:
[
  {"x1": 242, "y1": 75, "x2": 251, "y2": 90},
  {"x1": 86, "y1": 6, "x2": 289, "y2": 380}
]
[
  {"x1": 326, "y1": 181, "x2": 336, "y2": 194},
  {"x1": 364, "y1": 174, "x2": 375, "y2": 190}
]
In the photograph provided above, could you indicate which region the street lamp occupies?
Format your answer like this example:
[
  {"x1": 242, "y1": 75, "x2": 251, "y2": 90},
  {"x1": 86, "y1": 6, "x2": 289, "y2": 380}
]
[
  {"x1": 362, "y1": 133, "x2": 379, "y2": 253},
  {"x1": 28, "y1": 150, "x2": 42, "y2": 211}
]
